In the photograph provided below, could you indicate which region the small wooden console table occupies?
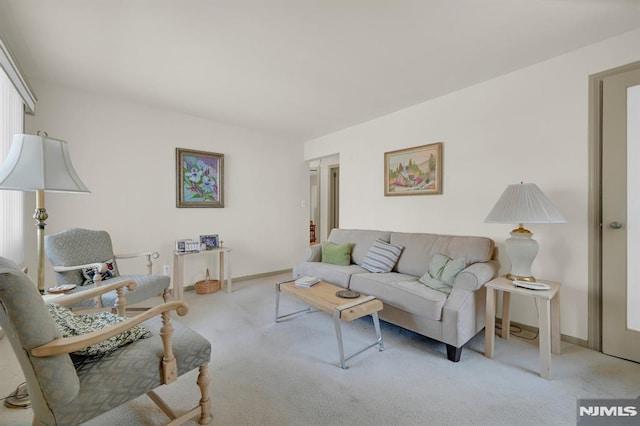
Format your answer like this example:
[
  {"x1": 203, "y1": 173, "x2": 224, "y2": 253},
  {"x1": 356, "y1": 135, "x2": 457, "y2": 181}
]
[
  {"x1": 172, "y1": 247, "x2": 232, "y2": 300},
  {"x1": 485, "y1": 276, "x2": 561, "y2": 380}
]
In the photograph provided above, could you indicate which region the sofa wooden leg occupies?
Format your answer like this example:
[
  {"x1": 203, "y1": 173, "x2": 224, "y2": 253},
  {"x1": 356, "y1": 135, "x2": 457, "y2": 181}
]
[{"x1": 446, "y1": 344, "x2": 462, "y2": 362}]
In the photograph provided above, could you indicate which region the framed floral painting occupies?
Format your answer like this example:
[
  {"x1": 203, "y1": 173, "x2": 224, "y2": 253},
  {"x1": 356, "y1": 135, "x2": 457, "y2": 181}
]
[
  {"x1": 176, "y1": 148, "x2": 224, "y2": 208},
  {"x1": 384, "y1": 142, "x2": 443, "y2": 196}
]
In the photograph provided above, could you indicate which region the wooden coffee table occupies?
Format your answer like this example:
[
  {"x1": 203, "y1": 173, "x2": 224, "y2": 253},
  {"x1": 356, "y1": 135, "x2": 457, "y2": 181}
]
[{"x1": 275, "y1": 280, "x2": 384, "y2": 369}]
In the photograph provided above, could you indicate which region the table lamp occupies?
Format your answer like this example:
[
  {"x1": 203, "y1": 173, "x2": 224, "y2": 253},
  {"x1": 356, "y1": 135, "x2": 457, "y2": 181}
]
[
  {"x1": 484, "y1": 182, "x2": 566, "y2": 282},
  {"x1": 0, "y1": 132, "x2": 89, "y2": 292}
]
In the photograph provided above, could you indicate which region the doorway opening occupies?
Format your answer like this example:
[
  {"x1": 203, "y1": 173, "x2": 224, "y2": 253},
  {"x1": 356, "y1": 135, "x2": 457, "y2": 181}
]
[{"x1": 307, "y1": 155, "x2": 339, "y2": 244}]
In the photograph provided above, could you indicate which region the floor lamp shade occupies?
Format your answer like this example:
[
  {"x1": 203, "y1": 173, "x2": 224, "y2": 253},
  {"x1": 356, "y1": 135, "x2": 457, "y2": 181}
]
[
  {"x1": 0, "y1": 133, "x2": 89, "y2": 292},
  {"x1": 485, "y1": 183, "x2": 566, "y2": 282},
  {"x1": 0, "y1": 134, "x2": 89, "y2": 193}
]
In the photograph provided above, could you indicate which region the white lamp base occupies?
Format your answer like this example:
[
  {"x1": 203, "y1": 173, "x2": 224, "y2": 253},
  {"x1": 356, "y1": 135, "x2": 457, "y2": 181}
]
[{"x1": 504, "y1": 227, "x2": 538, "y2": 282}]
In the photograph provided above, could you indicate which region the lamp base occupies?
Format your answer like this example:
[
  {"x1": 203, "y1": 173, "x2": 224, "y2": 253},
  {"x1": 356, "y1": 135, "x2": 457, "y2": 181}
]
[
  {"x1": 504, "y1": 226, "x2": 539, "y2": 283},
  {"x1": 505, "y1": 273, "x2": 536, "y2": 282}
]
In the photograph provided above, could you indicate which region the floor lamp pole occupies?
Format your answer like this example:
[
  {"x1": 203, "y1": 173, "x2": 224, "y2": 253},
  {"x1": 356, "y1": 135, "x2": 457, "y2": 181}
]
[{"x1": 34, "y1": 189, "x2": 47, "y2": 294}]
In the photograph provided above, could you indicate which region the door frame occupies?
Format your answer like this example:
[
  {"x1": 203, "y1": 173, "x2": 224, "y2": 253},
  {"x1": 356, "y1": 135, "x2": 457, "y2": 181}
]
[
  {"x1": 588, "y1": 60, "x2": 640, "y2": 351},
  {"x1": 328, "y1": 165, "x2": 339, "y2": 232}
]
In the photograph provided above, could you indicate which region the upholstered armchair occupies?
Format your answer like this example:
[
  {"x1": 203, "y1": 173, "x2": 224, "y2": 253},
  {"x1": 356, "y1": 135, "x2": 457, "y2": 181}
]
[
  {"x1": 45, "y1": 228, "x2": 170, "y2": 311},
  {"x1": 0, "y1": 256, "x2": 212, "y2": 425}
]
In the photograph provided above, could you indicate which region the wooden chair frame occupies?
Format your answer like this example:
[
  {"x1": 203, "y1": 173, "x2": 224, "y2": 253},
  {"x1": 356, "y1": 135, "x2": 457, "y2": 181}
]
[{"x1": 32, "y1": 280, "x2": 212, "y2": 425}]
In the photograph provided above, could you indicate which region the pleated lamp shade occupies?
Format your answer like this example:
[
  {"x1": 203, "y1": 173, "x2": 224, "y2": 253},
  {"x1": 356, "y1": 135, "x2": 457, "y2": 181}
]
[{"x1": 485, "y1": 183, "x2": 566, "y2": 225}]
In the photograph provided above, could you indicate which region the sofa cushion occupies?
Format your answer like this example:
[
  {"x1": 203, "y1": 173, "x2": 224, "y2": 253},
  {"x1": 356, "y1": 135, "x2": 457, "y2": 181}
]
[
  {"x1": 328, "y1": 229, "x2": 391, "y2": 266},
  {"x1": 419, "y1": 254, "x2": 466, "y2": 294},
  {"x1": 441, "y1": 257, "x2": 466, "y2": 284},
  {"x1": 294, "y1": 262, "x2": 368, "y2": 288},
  {"x1": 321, "y1": 242, "x2": 352, "y2": 266},
  {"x1": 361, "y1": 239, "x2": 404, "y2": 273},
  {"x1": 390, "y1": 232, "x2": 495, "y2": 277},
  {"x1": 427, "y1": 253, "x2": 450, "y2": 279},
  {"x1": 350, "y1": 273, "x2": 447, "y2": 321}
]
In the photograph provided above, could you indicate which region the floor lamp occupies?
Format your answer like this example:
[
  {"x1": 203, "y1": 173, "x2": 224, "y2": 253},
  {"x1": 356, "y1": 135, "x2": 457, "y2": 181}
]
[{"x1": 0, "y1": 132, "x2": 89, "y2": 293}]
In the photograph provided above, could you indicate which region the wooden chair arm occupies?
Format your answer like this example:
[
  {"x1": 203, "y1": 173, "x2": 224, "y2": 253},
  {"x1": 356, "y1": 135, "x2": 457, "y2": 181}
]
[
  {"x1": 51, "y1": 280, "x2": 137, "y2": 307},
  {"x1": 52, "y1": 262, "x2": 104, "y2": 273},
  {"x1": 115, "y1": 251, "x2": 160, "y2": 274},
  {"x1": 115, "y1": 251, "x2": 160, "y2": 260},
  {"x1": 30, "y1": 301, "x2": 189, "y2": 357}
]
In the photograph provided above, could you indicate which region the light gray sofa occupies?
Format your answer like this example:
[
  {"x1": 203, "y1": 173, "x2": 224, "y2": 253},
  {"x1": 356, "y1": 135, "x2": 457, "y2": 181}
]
[{"x1": 293, "y1": 229, "x2": 499, "y2": 362}]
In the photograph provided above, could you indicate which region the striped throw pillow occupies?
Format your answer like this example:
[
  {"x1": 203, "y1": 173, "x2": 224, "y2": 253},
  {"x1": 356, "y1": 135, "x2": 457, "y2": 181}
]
[{"x1": 361, "y1": 239, "x2": 404, "y2": 273}]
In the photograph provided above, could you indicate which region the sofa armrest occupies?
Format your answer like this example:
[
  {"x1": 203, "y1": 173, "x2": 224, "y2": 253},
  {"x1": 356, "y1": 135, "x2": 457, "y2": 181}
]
[
  {"x1": 303, "y1": 244, "x2": 322, "y2": 262},
  {"x1": 453, "y1": 260, "x2": 499, "y2": 292}
]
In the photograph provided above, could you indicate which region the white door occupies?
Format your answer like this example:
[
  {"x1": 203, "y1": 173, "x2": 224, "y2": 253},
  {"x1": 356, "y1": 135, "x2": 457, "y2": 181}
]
[{"x1": 601, "y1": 67, "x2": 640, "y2": 362}]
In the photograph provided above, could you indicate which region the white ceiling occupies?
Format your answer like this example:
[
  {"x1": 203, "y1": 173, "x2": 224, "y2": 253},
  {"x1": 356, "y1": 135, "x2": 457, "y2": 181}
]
[{"x1": 1, "y1": 0, "x2": 640, "y2": 141}]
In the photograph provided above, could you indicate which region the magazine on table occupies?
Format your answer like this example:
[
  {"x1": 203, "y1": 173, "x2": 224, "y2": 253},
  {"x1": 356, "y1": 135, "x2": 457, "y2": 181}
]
[{"x1": 295, "y1": 276, "x2": 320, "y2": 287}]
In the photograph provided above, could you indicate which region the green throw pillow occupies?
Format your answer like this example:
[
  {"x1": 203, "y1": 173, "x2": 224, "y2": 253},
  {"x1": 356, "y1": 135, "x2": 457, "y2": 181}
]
[
  {"x1": 428, "y1": 253, "x2": 450, "y2": 279},
  {"x1": 419, "y1": 253, "x2": 467, "y2": 294},
  {"x1": 441, "y1": 258, "x2": 466, "y2": 285},
  {"x1": 321, "y1": 242, "x2": 352, "y2": 266}
]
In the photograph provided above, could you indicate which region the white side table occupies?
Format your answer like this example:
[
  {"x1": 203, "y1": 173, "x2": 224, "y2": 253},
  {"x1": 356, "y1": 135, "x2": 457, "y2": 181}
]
[
  {"x1": 172, "y1": 247, "x2": 232, "y2": 299},
  {"x1": 484, "y1": 276, "x2": 561, "y2": 380}
]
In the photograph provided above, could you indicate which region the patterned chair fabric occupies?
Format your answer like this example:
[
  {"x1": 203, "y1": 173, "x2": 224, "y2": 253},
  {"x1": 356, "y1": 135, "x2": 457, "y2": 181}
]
[
  {"x1": 0, "y1": 256, "x2": 212, "y2": 425},
  {"x1": 45, "y1": 228, "x2": 170, "y2": 307}
]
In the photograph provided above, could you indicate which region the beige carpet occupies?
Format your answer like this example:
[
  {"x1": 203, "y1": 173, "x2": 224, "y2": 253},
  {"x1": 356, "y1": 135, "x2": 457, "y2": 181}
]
[{"x1": 2, "y1": 272, "x2": 640, "y2": 425}]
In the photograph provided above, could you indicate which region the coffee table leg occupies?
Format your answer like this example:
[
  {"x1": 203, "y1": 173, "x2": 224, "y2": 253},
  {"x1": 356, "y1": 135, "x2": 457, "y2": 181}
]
[
  {"x1": 372, "y1": 312, "x2": 384, "y2": 351},
  {"x1": 333, "y1": 309, "x2": 348, "y2": 369},
  {"x1": 274, "y1": 279, "x2": 313, "y2": 323},
  {"x1": 274, "y1": 281, "x2": 281, "y2": 323}
]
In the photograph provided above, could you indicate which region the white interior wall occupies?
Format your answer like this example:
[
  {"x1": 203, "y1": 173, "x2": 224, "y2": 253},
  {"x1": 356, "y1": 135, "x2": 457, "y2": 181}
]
[
  {"x1": 304, "y1": 28, "x2": 640, "y2": 341},
  {"x1": 23, "y1": 82, "x2": 309, "y2": 287}
]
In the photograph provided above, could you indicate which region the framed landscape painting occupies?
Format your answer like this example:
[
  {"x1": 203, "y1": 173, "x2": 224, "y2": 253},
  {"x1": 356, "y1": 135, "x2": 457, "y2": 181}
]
[
  {"x1": 384, "y1": 142, "x2": 443, "y2": 196},
  {"x1": 176, "y1": 148, "x2": 224, "y2": 208}
]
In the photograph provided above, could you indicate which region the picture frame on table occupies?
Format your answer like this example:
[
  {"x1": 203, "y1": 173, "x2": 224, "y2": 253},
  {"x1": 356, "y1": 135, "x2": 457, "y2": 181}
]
[
  {"x1": 384, "y1": 142, "x2": 443, "y2": 196},
  {"x1": 176, "y1": 148, "x2": 224, "y2": 208},
  {"x1": 200, "y1": 234, "x2": 219, "y2": 250},
  {"x1": 175, "y1": 239, "x2": 200, "y2": 253}
]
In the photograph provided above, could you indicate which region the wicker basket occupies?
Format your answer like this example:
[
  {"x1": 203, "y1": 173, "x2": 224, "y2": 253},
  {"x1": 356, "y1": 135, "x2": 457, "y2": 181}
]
[{"x1": 195, "y1": 269, "x2": 220, "y2": 295}]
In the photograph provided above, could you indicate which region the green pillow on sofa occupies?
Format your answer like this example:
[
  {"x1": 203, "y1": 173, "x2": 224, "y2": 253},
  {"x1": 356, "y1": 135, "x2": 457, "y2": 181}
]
[
  {"x1": 419, "y1": 253, "x2": 466, "y2": 294},
  {"x1": 321, "y1": 242, "x2": 353, "y2": 266}
]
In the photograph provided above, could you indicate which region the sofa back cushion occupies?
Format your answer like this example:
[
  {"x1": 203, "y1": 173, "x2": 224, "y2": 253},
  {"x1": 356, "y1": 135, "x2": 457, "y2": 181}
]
[
  {"x1": 328, "y1": 229, "x2": 391, "y2": 265},
  {"x1": 390, "y1": 232, "x2": 495, "y2": 277}
]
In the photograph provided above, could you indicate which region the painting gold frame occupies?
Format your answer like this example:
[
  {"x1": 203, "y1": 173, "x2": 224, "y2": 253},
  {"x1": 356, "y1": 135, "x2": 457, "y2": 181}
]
[
  {"x1": 384, "y1": 142, "x2": 443, "y2": 196},
  {"x1": 176, "y1": 148, "x2": 224, "y2": 208}
]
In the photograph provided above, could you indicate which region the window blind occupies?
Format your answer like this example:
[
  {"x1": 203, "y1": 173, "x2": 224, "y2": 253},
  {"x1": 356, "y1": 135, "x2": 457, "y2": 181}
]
[{"x1": 0, "y1": 68, "x2": 24, "y2": 264}]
